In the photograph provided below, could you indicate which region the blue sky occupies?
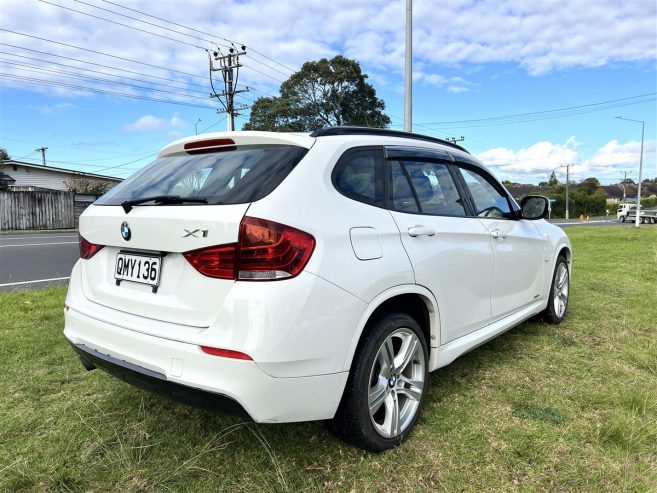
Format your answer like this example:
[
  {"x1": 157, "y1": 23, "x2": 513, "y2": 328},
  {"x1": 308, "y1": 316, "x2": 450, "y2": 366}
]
[{"x1": 0, "y1": 0, "x2": 655, "y2": 184}]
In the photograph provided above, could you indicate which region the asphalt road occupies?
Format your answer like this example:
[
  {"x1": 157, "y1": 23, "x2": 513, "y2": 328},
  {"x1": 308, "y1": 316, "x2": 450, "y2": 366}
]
[{"x1": 0, "y1": 231, "x2": 79, "y2": 292}]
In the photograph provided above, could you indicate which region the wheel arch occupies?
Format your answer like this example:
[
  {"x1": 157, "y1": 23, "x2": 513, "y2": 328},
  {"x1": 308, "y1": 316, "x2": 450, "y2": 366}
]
[
  {"x1": 557, "y1": 243, "x2": 572, "y2": 273},
  {"x1": 341, "y1": 285, "x2": 440, "y2": 373}
]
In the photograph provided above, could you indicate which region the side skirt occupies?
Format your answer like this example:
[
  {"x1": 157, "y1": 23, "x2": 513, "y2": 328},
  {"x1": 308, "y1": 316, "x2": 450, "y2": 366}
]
[{"x1": 428, "y1": 299, "x2": 547, "y2": 372}]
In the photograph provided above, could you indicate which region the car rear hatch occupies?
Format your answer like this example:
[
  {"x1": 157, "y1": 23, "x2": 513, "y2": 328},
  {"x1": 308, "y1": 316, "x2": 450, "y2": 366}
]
[{"x1": 78, "y1": 132, "x2": 315, "y2": 329}]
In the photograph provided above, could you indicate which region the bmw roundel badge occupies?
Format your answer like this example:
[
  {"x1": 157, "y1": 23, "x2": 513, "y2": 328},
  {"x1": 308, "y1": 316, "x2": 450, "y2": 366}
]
[{"x1": 120, "y1": 221, "x2": 131, "y2": 241}]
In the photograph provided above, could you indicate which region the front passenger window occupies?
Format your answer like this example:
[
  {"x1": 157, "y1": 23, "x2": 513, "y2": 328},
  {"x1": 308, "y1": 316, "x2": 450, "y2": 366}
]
[
  {"x1": 398, "y1": 161, "x2": 466, "y2": 216},
  {"x1": 459, "y1": 167, "x2": 513, "y2": 219}
]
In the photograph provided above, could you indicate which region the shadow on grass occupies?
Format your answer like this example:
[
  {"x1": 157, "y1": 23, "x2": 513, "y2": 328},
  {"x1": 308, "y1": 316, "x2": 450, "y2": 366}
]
[{"x1": 86, "y1": 316, "x2": 555, "y2": 459}]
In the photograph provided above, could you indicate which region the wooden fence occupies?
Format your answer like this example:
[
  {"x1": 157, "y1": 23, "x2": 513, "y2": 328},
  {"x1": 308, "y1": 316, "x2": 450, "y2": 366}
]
[{"x1": 0, "y1": 190, "x2": 77, "y2": 230}]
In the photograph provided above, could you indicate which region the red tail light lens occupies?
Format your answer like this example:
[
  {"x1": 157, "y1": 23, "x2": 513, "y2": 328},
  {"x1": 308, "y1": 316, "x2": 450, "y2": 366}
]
[
  {"x1": 237, "y1": 217, "x2": 315, "y2": 281},
  {"x1": 79, "y1": 234, "x2": 103, "y2": 259},
  {"x1": 182, "y1": 217, "x2": 315, "y2": 281},
  {"x1": 200, "y1": 346, "x2": 252, "y2": 360},
  {"x1": 182, "y1": 243, "x2": 237, "y2": 279}
]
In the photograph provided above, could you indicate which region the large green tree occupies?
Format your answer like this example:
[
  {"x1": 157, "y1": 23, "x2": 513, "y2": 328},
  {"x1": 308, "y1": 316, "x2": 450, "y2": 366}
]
[{"x1": 243, "y1": 56, "x2": 390, "y2": 131}]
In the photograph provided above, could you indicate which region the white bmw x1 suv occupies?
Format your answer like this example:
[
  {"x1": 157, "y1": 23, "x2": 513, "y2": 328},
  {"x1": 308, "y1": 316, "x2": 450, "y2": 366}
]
[{"x1": 65, "y1": 127, "x2": 571, "y2": 452}]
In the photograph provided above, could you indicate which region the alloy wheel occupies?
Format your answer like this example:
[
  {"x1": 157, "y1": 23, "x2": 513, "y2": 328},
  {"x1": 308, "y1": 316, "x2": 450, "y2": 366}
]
[{"x1": 368, "y1": 328, "x2": 426, "y2": 438}]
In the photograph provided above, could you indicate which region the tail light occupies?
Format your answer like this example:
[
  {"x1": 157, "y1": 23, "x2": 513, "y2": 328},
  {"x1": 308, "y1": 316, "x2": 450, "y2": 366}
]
[
  {"x1": 182, "y1": 244, "x2": 237, "y2": 279},
  {"x1": 182, "y1": 217, "x2": 315, "y2": 281},
  {"x1": 79, "y1": 234, "x2": 103, "y2": 259}
]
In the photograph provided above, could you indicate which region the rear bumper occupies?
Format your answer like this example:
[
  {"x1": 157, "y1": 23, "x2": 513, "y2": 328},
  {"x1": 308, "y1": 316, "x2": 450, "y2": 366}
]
[
  {"x1": 64, "y1": 306, "x2": 349, "y2": 423},
  {"x1": 70, "y1": 342, "x2": 249, "y2": 417}
]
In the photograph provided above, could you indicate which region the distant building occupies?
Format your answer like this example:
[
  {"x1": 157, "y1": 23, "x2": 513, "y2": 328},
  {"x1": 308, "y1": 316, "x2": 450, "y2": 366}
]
[{"x1": 0, "y1": 160, "x2": 121, "y2": 191}]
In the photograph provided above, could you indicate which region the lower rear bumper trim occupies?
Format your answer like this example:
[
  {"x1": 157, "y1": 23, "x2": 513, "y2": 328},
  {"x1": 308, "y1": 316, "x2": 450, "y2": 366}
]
[{"x1": 69, "y1": 342, "x2": 250, "y2": 419}]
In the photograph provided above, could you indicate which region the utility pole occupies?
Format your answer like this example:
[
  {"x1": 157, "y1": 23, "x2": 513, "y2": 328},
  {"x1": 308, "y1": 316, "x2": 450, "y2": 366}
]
[
  {"x1": 560, "y1": 163, "x2": 573, "y2": 220},
  {"x1": 404, "y1": 0, "x2": 412, "y2": 132},
  {"x1": 195, "y1": 118, "x2": 202, "y2": 135},
  {"x1": 620, "y1": 170, "x2": 632, "y2": 202},
  {"x1": 209, "y1": 46, "x2": 249, "y2": 131},
  {"x1": 35, "y1": 146, "x2": 47, "y2": 166},
  {"x1": 616, "y1": 116, "x2": 645, "y2": 228},
  {"x1": 446, "y1": 136, "x2": 464, "y2": 145}
]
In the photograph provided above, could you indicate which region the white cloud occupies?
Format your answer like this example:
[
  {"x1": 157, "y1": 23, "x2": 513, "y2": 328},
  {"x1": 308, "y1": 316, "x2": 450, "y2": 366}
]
[
  {"x1": 0, "y1": 0, "x2": 653, "y2": 102},
  {"x1": 33, "y1": 102, "x2": 74, "y2": 114},
  {"x1": 123, "y1": 115, "x2": 186, "y2": 132},
  {"x1": 476, "y1": 137, "x2": 657, "y2": 183}
]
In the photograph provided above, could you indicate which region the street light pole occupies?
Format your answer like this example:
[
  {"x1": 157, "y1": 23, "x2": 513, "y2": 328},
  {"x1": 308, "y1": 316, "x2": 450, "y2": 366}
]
[
  {"x1": 616, "y1": 116, "x2": 645, "y2": 228},
  {"x1": 195, "y1": 118, "x2": 202, "y2": 135}
]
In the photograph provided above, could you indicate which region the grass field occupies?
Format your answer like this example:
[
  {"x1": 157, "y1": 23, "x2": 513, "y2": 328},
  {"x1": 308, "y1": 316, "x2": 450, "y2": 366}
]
[{"x1": 1, "y1": 226, "x2": 656, "y2": 492}]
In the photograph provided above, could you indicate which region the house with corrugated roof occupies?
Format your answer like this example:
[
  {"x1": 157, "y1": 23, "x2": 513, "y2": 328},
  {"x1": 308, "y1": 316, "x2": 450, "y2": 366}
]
[{"x1": 0, "y1": 160, "x2": 121, "y2": 191}]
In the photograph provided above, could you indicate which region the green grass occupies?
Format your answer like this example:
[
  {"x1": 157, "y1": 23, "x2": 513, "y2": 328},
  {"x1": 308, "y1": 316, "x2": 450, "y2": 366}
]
[{"x1": 1, "y1": 226, "x2": 656, "y2": 492}]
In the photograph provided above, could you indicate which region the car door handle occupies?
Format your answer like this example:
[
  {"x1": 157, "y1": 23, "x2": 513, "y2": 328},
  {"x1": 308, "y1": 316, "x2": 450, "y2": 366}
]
[
  {"x1": 491, "y1": 230, "x2": 508, "y2": 239},
  {"x1": 408, "y1": 225, "x2": 436, "y2": 237}
]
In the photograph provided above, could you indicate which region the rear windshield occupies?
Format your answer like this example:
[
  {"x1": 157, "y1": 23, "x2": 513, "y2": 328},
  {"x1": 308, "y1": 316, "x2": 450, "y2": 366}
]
[{"x1": 96, "y1": 145, "x2": 307, "y2": 206}]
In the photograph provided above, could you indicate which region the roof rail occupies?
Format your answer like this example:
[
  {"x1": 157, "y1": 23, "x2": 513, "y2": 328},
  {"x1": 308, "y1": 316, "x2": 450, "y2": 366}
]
[{"x1": 309, "y1": 126, "x2": 470, "y2": 154}]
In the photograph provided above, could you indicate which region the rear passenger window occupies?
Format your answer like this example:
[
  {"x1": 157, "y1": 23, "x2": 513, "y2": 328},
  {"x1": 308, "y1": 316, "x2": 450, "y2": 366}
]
[
  {"x1": 390, "y1": 161, "x2": 419, "y2": 213},
  {"x1": 333, "y1": 149, "x2": 384, "y2": 207},
  {"x1": 392, "y1": 160, "x2": 466, "y2": 216}
]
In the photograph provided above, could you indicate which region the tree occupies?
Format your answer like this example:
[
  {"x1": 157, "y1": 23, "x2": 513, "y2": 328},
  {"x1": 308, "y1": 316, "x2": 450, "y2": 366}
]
[
  {"x1": 243, "y1": 56, "x2": 390, "y2": 132},
  {"x1": 579, "y1": 177, "x2": 600, "y2": 195},
  {"x1": 548, "y1": 170, "x2": 559, "y2": 186},
  {"x1": 0, "y1": 147, "x2": 10, "y2": 191},
  {"x1": 64, "y1": 177, "x2": 113, "y2": 195}
]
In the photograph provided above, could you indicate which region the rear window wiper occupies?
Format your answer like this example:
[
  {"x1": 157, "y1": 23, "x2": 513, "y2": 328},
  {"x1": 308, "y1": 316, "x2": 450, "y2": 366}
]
[{"x1": 121, "y1": 195, "x2": 208, "y2": 213}]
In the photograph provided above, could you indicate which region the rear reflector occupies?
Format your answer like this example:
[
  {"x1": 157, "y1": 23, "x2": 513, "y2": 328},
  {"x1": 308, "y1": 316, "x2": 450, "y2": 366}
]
[
  {"x1": 79, "y1": 234, "x2": 103, "y2": 259},
  {"x1": 184, "y1": 138, "x2": 236, "y2": 155},
  {"x1": 182, "y1": 217, "x2": 315, "y2": 281},
  {"x1": 200, "y1": 346, "x2": 253, "y2": 360}
]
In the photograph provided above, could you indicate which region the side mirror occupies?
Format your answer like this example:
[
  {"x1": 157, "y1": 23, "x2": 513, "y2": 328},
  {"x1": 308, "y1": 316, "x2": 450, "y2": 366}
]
[{"x1": 520, "y1": 195, "x2": 550, "y2": 220}]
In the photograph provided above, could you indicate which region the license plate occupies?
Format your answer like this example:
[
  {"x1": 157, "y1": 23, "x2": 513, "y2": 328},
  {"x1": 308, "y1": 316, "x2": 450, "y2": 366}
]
[{"x1": 114, "y1": 252, "x2": 162, "y2": 287}]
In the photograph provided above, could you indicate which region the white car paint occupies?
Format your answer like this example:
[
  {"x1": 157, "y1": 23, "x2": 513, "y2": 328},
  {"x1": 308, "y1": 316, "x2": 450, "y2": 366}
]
[{"x1": 64, "y1": 129, "x2": 571, "y2": 424}]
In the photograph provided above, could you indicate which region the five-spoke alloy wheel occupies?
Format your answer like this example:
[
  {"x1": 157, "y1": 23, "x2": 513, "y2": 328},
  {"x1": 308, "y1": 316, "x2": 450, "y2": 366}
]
[
  {"x1": 543, "y1": 255, "x2": 570, "y2": 324},
  {"x1": 333, "y1": 312, "x2": 428, "y2": 452}
]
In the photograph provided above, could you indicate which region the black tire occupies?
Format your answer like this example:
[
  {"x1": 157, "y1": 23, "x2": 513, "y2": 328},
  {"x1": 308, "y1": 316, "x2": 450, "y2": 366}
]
[
  {"x1": 332, "y1": 312, "x2": 429, "y2": 452},
  {"x1": 620, "y1": 215, "x2": 626, "y2": 223},
  {"x1": 543, "y1": 255, "x2": 569, "y2": 324}
]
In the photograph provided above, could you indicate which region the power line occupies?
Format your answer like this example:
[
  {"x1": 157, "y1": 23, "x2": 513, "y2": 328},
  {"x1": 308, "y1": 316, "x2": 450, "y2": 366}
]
[
  {"x1": 68, "y1": 0, "x2": 296, "y2": 82},
  {"x1": 247, "y1": 85, "x2": 277, "y2": 98},
  {"x1": 243, "y1": 54, "x2": 291, "y2": 78},
  {"x1": 0, "y1": 41, "x2": 278, "y2": 104},
  {"x1": 0, "y1": 29, "x2": 207, "y2": 80},
  {"x1": 416, "y1": 93, "x2": 657, "y2": 128},
  {"x1": 0, "y1": 73, "x2": 214, "y2": 109},
  {"x1": 0, "y1": 43, "x2": 211, "y2": 91},
  {"x1": 0, "y1": 51, "x2": 210, "y2": 96},
  {"x1": 240, "y1": 63, "x2": 286, "y2": 84},
  {"x1": 199, "y1": 117, "x2": 228, "y2": 133},
  {"x1": 100, "y1": 0, "x2": 296, "y2": 75},
  {"x1": 71, "y1": 0, "x2": 227, "y2": 48},
  {"x1": 94, "y1": 152, "x2": 159, "y2": 173},
  {"x1": 0, "y1": 60, "x2": 211, "y2": 101},
  {"x1": 18, "y1": 155, "x2": 143, "y2": 170},
  {"x1": 39, "y1": 0, "x2": 208, "y2": 51}
]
